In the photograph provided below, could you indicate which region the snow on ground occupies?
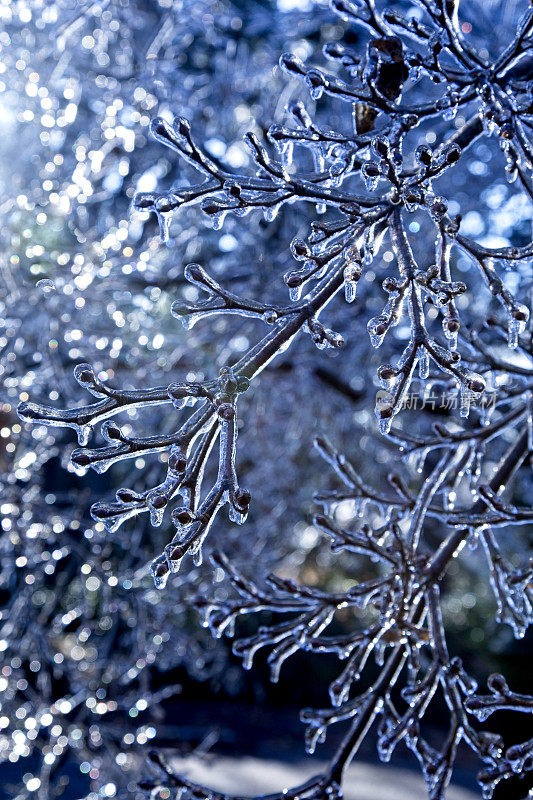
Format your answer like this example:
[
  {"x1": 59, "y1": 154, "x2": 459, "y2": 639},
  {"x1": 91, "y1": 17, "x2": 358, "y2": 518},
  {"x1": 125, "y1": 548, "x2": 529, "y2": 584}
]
[{"x1": 170, "y1": 755, "x2": 480, "y2": 800}]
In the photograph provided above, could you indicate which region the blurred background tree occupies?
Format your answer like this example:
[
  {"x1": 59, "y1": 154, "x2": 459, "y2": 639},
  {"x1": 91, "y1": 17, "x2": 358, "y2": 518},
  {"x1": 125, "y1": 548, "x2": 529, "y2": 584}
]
[{"x1": 1, "y1": 1, "x2": 532, "y2": 799}]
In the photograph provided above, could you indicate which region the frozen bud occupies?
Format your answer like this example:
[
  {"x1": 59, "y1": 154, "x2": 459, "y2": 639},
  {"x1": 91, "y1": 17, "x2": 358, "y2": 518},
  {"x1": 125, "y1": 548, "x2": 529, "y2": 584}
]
[
  {"x1": 217, "y1": 402, "x2": 235, "y2": 420},
  {"x1": 150, "y1": 495, "x2": 168, "y2": 510},
  {"x1": 116, "y1": 488, "x2": 142, "y2": 503},
  {"x1": 378, "y1": 364, "x2": 396, "y2": 383},
  {"x1": 279, "y1": 53, "x2": 306, "y2": 76},
  {"x1": 344, "y1": 263, "x2": 361, "y2": 282},
  {"x1": 323, "y1": 42, "x2": 345, "y2": 59},
  {"x1": 362, "y1": 162, "x2": 380, "y2": 191},
  {"x1": 444, "y1": 144, "x2": 461, "y2": 164},
  {"x1": 262, "y1": 309, "x2": 278, "y2": 324},
  {"x1": 403, "y1": 187, "x2": 422, "y2": 211},
  {"x1": 372, "y1": 136, "x2": 391, "y2": 159},
  {"x1": 288, "y1": 100, "x2": 313, "y2": 128},
  {"x1": 234, "y1": 489, "x2": 251, "y2": 509},
  {"x1": 490, "y1": 277, "x2": 503, "y2": 295},
  {"x1": 429, "y1": 196, "x2": 448, "y2": 220},
  {"x1": 134, "y1": 193, "x2": 155, "y2": 210},
  {"x1": 155, "y1": 194, "x2": 179, "y2": 213},
  {"x1": 376, "y1": 401, "x2": 394, "y2": 420},
  {"x1": 415, "y1": 144, "x2": 433, "y2": 166},
  {"x1": 401, "y1": 114, "x2": 419, "y2": 130},
  {"x1": 154, "y1": 562, "x2": 169, "y2": 579},
  {"x1": 291, "y1": 238, "x2": 311, "y2": 261},
  {"x1": 468, "y1": 376, "x2": 485, "y2": 393},
  {"x1": 201, "y1": 199, "x2": 222, "y2": 217},
  {"x1": 343, "y1": 244, "x2": 360, "y2": 263},
  {"x1": 383, "y1": 9, "x2": 403, "y2": 24},
  {"x1": 284, "y1": 270, "x2": 304, "y2": 288},
  {"x1": 71, "y1": 451, "x2": 91, "y2": 468},
  {"x1": 305, "y1": 69, "x2": 326, "y2": 99},
  {"x1": 168, "y1": 383, "x2": 188, "y2": 401},
  {"x1": 91, "y1": 504, "x2": 116, "y2": 520},
  {"x1": 445, "y1": 318, "x2": 460, "y2": 333},
  {"x1": 346, "y1": 266, "x2": 363, "y2": 299},
  {"x1": 512, "y1": 304, "x2": 529, "y2": 323},
  {"x1": 102, "y1": 421, "x2": 121, "y2": 440},
  {"x1": 487, "y1": 674, "x2": 509, "y2": 695},
  {"x1": 499, "y1": 121, "x2": 513, "y2": 140},
  {"x1": 477, "y1": 731, "x2": 504, "y2": 759},
  {"x1": 224, "y1": 180, "x2": 242, "y2": 199},
  {"x1": 173, "y1": 116, "x2": 191, "y2": 138},
  {"x1": 218, "y1": 369, "x2": 238, "y2": 394},
  {"x1": 172, "y1": 508, "x2": 194, "y2": 527},
  {"x1": 168, "y1": 451, "x2": 187, "y2": 473},
  {"x1": 74, "y1": 363, "x2": 96, "y2": 387},
  {"x1": 268, "y1": 124, "x2": 285, "y2": 143},
  {"x1": 362, "y1": 162, "x2": 380, "y2": 178},
  {"x1": 368, "y1": 315, "x2": 388, "y2": 339},
  {"x1": 382, "y1": 277, "x2": 400, "y2": 292},
  {"x1": 151, "y1": 116, "x2": 174, "y2": 141},
  {"x1": 444, "y1": 214, "x2": 461, "y2": 235},
  {"x1": 448, "y1": 656, "x2": 462, "y2": 676}
]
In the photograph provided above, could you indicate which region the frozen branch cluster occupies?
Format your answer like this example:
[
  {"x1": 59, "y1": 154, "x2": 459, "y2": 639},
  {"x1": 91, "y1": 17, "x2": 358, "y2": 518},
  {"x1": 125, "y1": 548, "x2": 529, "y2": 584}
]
[{"x1": 5, "y1": 0, "x2": 533, "y2": 798}]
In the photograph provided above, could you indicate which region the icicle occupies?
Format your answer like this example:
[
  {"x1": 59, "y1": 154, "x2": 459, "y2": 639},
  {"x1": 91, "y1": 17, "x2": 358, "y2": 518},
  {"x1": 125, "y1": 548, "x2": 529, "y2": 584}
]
[
  {"x1": 444, "y1": 327, "x2": 458, "y2": 351},
  {"x1": 268, "y1": 642, "x2": 298, "y2": 683},
  {"x1": 505, "y1": 160, "x2": 518, "y2": 183},
  {"x1": 229, "y1": 505, "x2": 248, "y2": 525},
  {"x1": 344, "y1": 279, "x2": 356, "y2": 303},
  {"x1": 414, "y1": 448, "x2": 429, "y2": 475},
  {"x1": 312, "y1": 147, "x2": 325, "y2": 174},
  {"x1": 507, "y1": 306, "x2": 527, "y2": 349},
  {"x1": 480, "y1": 398, "x2": 495, "y2": 428},
  {"x1": 148, "y1": 497, "x2": 167, "y2": 527},
  {"x1": 367, "y1": 316, "x2": 387, "y2": 348},
  {"x1": 443, "y1": 488, "x2": 456, "y2": 511},
  {"x1": 289, "y1": 283, "x2": 302, "y2": 302},
  {"x1": 378, "y1": 416, "x2": 393, "y2": 435},
  {"x1": 156, "y1": 211, "x2": 172, "y2": 243},
  {"x1": 418, "y1": 348, "x2": 429, "y2": 379},
  {"x1": 305, "y1": 724, "x2": 326, "y2": 755},
  {"x1": 363, "y1": 226, "x2": 376, "y2": 265},
  {"x1": 467, "y1": 528, "x2": 479, "y2": 550},
  {"x1": 273, "y1": 139, "x2": 293, "y2": 169},
  {"x1": 36, "y1": 278, "x2": 56, "y2": 293},
  {"x1": 480, "y1": 107, "x2": 497, "y2": 137},
  {"x1": 329, "y1": 159, "x2": 345, "y2": 187},
  {"x1": 343, "y1": 264, "x2": 360, "y2": 303},
  {"x1": 377, "y1": 733, "x2": 394, "y2": 763},
  {"x1": 508, "y1": 316, "x2": 520, "y2": 349},
  {"x1": 443, "y1": 97, "x2": 458, "y2": 120},
  {"x1": 151, "y1": 558, "x2": 169, "y2": 590},
  {"x1": 362, "y1": 163, "x2": 380, "y2": 192},
  {"x1": 263, "y1": 203, "x2": 281, "y2": 222},
  {"x1": 527, "y1": 391, "x2": 533, "y2": 452},
  {"x1": 459, "y1": 383, "x2": 471, "y2": 418}
]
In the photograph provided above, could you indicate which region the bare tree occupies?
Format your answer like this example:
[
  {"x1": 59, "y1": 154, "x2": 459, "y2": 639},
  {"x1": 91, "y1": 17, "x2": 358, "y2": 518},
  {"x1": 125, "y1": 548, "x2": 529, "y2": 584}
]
[{"x1": 10, "y1": 0, "x2": 533, "y2": 798}]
